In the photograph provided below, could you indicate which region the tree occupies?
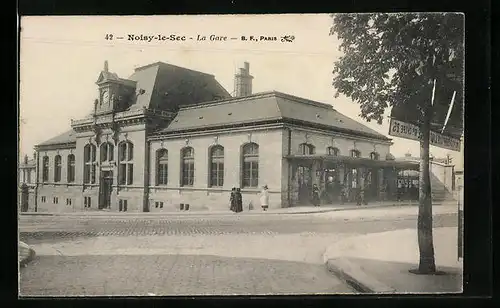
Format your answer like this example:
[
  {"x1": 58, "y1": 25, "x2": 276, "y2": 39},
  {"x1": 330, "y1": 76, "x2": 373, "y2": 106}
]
[{"x1": 330, "y1": 13, "x2": 464, "y2": 274}]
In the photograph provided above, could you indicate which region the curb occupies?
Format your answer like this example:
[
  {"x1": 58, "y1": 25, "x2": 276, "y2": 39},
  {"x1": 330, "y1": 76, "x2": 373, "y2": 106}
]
[
  {"x1": 325, "y1": 258, "x2": 396, "y2": 293},
  {"x1": 19, "y1": 202, "x2": 421, "y2": 217},
  {"x1": 289, "y1": 202, "x2": 416, "y2": 215},
  {"x1": 19, "y1": 241, "x2": 36, "y2": 268}
]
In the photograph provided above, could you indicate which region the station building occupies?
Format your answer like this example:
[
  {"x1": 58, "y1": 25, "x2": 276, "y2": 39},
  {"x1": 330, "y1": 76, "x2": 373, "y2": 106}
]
[{"x1": 28, "y1": 60, "x2": 421, "y2": 213}]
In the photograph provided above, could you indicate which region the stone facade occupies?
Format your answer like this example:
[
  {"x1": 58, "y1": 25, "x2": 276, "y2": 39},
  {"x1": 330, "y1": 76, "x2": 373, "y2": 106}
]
[
  {"x1": 148, "y1": 127, "x2": 284, "y2": 211},
  {"x1": 27, "y1": 60, "x2": 413, "y2": 213}
]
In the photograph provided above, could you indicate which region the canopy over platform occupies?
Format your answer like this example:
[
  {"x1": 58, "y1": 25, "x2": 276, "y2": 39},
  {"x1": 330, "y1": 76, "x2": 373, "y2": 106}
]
[{"x1": 284, "y1": 154, "x2": 420, "y2": 170}]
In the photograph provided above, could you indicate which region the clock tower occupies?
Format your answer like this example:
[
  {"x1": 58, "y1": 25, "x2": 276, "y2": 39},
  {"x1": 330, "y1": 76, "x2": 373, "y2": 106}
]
[{"x1": 95, "y1": 60, "x2": 136, "y2": 115}]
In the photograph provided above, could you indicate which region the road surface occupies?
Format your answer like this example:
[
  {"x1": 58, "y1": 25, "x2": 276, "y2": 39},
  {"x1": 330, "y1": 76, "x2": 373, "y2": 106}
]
[{"x1": 18, "y1": 209, "x2": 457, "y2": 296}]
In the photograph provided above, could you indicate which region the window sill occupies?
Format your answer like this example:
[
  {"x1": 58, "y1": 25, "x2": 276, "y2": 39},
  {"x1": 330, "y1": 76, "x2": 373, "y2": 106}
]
[{"x1": 148, "y1": 186, "x2": 272, "y2": 193}]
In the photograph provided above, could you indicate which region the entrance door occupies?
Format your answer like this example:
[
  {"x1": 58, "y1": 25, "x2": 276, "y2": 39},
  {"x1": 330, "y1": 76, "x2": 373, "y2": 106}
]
[
  {"x1": 324, "y1": 167, "x2": 339, "y2": 203},
  {"x1": 365, "y1": 168, "x2": 379, "y2": 201},
  {"x1": 99, "y1": 171, "x2": 113, "y2": 209},
  {"x1": 20, "y1": 184, "x2": 29, "y2": 212},
  {"x1": 297, "y1": 165, "x2": 312, "y2": 205},
  {"x1": 345, "y1": 167, "x2": 360, "y2": 202}
]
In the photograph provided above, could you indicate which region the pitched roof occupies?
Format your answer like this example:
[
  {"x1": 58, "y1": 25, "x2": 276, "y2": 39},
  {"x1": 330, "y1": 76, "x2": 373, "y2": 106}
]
[
  {"x1": 127, "y1": 62, "x2": 231, "y2": 111},
  {"x1": 37, "y1": 129, "x2": 76, "y2": 147},
  {"x1": 157, "y1": 91, "x2": 390, "y2": 141}
]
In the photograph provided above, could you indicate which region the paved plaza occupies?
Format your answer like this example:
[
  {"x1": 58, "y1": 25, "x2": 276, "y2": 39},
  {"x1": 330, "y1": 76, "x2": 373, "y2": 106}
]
[
  {"x1": 21, "y1": 254, "x2": 353, "y2": 296},
  {"x1": 18, "y1": 205, "x2": 458, "y2": 296}
]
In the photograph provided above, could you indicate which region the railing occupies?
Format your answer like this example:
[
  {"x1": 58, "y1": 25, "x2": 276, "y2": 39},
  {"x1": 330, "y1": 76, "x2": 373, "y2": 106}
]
[
  {"x1": 147, "y1": 108, "x2": 176, "y2": 118},
  {"x1": 71, "y1": 117, "x2": 93, "y2": 126},
  {"x1": 70, "y1": 108, "x2": 174, "y2": 127}
]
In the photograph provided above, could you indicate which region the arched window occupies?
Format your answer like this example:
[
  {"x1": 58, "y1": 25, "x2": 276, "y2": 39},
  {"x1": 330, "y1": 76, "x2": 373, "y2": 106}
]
[
  {"x1": 156, "y1": 149, "x2": 168, "y2": 185},
  {"x1": 299, "y1": 143, "x2": 315, "y2": 155},
  {"x1": 84, "y1": 144, "x2": 97, "y2": 184},
  {"x1": 42, "y1": 156, "x2": 49, "y2": 182},
  {"x1": 181, "y1": 147, "x2": 195, "y2": 186},
  {"x1": 100, "y1": 142, "x2": 114, "y2": 162},
  {"x1": 350, "y1": 149, "x2": 361, "y2": 158},
  {"x1": 54, "y1": 155, "x2": 62, "y2": 182},
  {"x1": 242, "y1": 143, "x2": 259, "y2": 188},
  {"x1": 67, "y1": 154, "x2": 75, "y2": 183},
  {"x1": 209, "y1": 145, "x2": 224, "y2": 187},
  {"x1": 370, "y1": 152, "x2": 380, "y2": 160},
  {"x1": 327, "y1": 147, "x2": 340, "y2": 156},
  {"x1": 118, "y1": 141, "x2": 134, "y2": 185}
]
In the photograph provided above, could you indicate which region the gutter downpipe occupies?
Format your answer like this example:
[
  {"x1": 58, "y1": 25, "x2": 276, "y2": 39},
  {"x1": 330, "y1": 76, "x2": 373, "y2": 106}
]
[
  {"x1": 287, "y1": 127, "x2": 292, "y2": 207},
  {"x1": 34, "y1": 150, "x2": 39, "y2": 212},
  {"x1": 143, "y1": 133, "x2": 150, "y2": 212}
]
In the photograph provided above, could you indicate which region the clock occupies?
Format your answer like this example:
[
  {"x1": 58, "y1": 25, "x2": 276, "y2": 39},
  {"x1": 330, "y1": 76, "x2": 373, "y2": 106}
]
[{"x1": 101, "y1": 89, "x2": 109, "y2": 104}]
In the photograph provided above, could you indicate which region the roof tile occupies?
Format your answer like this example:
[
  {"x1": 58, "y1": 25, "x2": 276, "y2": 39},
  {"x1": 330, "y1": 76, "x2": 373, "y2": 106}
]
[
  {"x1": 37, "y1": 129, "x2": 76, "y2": 146},
  {"x1": 158, "y1": 91, "x2": 389, "y2": 140}
]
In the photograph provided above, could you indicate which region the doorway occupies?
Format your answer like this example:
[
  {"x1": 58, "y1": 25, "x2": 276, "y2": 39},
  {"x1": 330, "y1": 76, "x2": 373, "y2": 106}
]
[
  {"x1": 297, "y1": 165, "x2": 312, "y2": 205},
  {"x1": 99, "y1": 170, "x2": 113, "y2": 209},
  {"x1": 324, "y1": 167, "x2": 339, "y2": 203},
  {"x1": 345, "y1": 167, "x2": 360, "y2": 202},
  {"x1": 20, "y1": 184, "x2": 29, "y2": 212},
  {"x1": 365, "y1": 168, "x2": 380, "y2": 201}
]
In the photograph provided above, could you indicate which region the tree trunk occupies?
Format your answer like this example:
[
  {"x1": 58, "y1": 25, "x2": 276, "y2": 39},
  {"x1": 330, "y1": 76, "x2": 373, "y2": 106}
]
[{"x1": 416, "y1": 102, "x2": 437, "y2": 274}]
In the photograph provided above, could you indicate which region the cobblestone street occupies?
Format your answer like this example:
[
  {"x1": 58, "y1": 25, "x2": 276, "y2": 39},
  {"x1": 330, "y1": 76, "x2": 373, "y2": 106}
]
[
  {"x1": 18, "y1": 206, "x2": 458, "y2": 296},
  {"x1": 19, "y1": 211, "x2": 457, "y2": 243},
  {"x1": 20, "y1": 254, "x2": 353, "y2": 296}
]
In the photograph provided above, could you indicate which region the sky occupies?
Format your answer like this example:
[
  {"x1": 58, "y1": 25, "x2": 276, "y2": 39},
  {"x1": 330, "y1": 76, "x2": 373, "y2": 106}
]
[{"x1": 19, "y1": 14, "x2": 463, "y2": 165}]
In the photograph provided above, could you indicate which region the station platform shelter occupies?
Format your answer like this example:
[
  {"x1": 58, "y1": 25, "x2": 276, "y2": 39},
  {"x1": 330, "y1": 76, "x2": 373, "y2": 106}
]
[{"x1": 284, "y1": 154, "x2": 420, "y2": 206}]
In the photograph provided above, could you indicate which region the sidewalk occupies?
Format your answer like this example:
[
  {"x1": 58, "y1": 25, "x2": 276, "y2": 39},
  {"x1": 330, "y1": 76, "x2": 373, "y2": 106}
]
[
  {"x1": 19, "y1": 241, "x2": 36, "y2": 268},
  {"x1": 19, "y1": 200, "x2": 448, "y2": 217},
  {"x1": 312, "y1": 202, "x2": 457, "y2": 221},
  {"x1": 28, "y1": 233, "x2": 345, "y2": 265},
  {"x1": 323, "y1": 227, "x2": 463, "y2": 294}
]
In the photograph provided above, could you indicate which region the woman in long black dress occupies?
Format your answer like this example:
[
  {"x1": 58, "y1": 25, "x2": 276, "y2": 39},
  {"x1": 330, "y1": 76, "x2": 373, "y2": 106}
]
[
  {"x1": 312, "y1": 184, "x2": 321, "y2": 207},
  {"x1": 229, "y1": 187, "x2": 236, "y2": 212},
  {"x1": 235, "y1": 188, "x2": 243, "y2": 213}
]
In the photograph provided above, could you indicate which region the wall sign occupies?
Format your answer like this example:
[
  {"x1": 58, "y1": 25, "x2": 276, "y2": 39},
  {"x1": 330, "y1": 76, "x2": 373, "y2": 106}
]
[{"x1": 389, "y1": 118, "x2": 460, "y2": 152}]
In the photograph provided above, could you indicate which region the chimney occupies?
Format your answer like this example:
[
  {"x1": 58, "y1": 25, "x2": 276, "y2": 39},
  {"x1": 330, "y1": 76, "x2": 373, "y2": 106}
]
[
  {"x1": 234, "y1": 61, "x2": 253, "y2": 97},
  {"x1": 24, "y1": 155, "x2": 28, "y2": 164},
  {"x1": 104, "y1": 60, "x2": 109, "y2": 72}
]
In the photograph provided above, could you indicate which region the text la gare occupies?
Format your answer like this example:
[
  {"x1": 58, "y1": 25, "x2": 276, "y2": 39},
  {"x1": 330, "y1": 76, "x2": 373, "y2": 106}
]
[{"x1": 196, "y1": 35, "x2": 228, "y2": 41}]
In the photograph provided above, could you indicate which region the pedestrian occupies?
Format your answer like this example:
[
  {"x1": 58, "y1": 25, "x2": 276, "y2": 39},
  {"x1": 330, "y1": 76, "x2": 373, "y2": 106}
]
[
  {"x1": 339, "y1": 183, "x2": 346, "y2": 204},
  {"x1": 312, "y1": 184, "x2": 321, "y2": 207},
  {"x1": 260, "y1": 185, "x2": 269, "y2": 211},
  {"x1": 235, "y1": 188, "x2": 243, "y2": 213},
  {"x1": 397, "y1": 180, "x2": 403, "y2": 201},
  {"x1": 230, "y1": 187, "x2": 236, "y2": 212}
]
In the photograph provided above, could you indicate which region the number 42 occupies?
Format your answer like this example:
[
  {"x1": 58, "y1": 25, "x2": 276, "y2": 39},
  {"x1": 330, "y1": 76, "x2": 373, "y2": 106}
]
[{"x1": 105, "y1": 34, "x2": 113, "y2": 40}]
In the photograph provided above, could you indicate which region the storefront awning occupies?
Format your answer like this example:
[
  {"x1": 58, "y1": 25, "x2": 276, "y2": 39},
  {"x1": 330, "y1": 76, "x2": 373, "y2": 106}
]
[{"x1": 283, "y1": 154, "x2": 420, "y2": 170}]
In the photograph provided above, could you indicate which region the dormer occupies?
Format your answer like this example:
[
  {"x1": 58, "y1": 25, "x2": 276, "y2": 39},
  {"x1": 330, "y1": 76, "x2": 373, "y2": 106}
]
[{"x1": 95, "y1": 61, "x2": 137, "y2": 114}]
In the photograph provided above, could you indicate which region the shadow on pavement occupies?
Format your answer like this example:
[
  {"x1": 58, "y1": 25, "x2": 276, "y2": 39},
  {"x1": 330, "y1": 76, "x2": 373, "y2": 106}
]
[{"x1": 345, "y1": 257, "x2": 462, "y2": 294}]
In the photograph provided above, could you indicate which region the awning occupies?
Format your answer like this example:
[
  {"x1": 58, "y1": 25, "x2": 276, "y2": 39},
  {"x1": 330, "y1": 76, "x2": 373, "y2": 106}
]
[{"x1": 283, "y1": 154, "x2": 420, "y2": 170}]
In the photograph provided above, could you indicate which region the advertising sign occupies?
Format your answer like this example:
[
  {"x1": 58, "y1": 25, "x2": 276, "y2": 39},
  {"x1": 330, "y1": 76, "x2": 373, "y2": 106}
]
[{"x1": 389, "y1": 118, "x2": 461, "y2": 152}]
